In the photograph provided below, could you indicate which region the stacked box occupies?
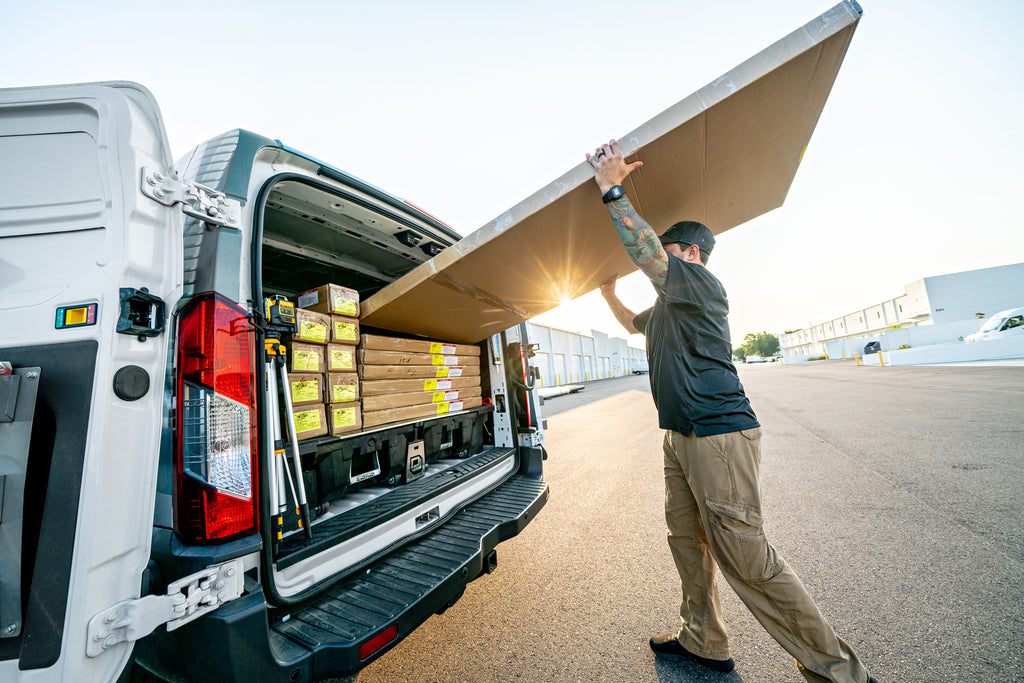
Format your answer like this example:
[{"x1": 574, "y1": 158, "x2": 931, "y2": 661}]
[
  {"x1": 327, "y1": 401, "x2": 362, "y2": 436},
  {"x1": 287, "y1": 373, "x2": 324, "y2": 407},
  {"x1": 331, "y1": 315, "x2": 360, "y2": 345},
  {"x1": 293, "y1": 309, "x2": 331, "y2": 345},
  {"x1": 291, "y1": 404, "x2": 328, "y2": 440},
  {"x1": 359, "y1": 333, "x2": 483, "y2": 429},
  {"x1": 326, "y1": 373, "x2": 359, "y2": 404},
  {"x1": 297, "y1": 283, "x2": 360, "y2": 318},
  {"x1": 286, "y1": 342, "x2": 325, "y2": 374}
]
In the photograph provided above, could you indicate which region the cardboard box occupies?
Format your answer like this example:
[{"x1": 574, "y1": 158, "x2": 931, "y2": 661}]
[
  {"x1": 359, "y1": 333, "x2": 480, "y2": 357},
  {"x1": 292, "y1": 404, "x2": 328, "y2": 440},
  {"x1": 359, "y1": 364, "x2": 481, "y2": 380},
  {"x1": 362, "y1": 387, "x2": 482, "y2": 412},
  {"x1": 293, "y1": 308, "x2": 330, "y2": 345},
  {"x1": 327, "y1": 401, "x2": 362, "y2": 436},
  {"x1": 362, "y1": 396, "x2": 483, "y2": 429},
  {"x1": 358, "y1": 349, "x2": 480, "y2": 367},
  {"x1": 357, "y1": 4, "x2": 862, "y2": 344},
  {"x1": 326, "y1": 373, "x2": 359, "y2": 404},
  {"x1": 297, "y1": 283, "x2": 360, "y2": 318},
  {"x1": 286, "y1": 341, "x2": 325, "y2": 374},
  {"x1": 287, "y1": 373, "x2": 324, "y2": 407},
  {"x1": 360, "y1": 376, "x2": 481, "y2": 396},
  {"x1": 332, "y1": 315, "x2": 360, "y2": 345},
  {"x1": 325, "y1": 344, "x2": 357, "y2": 373}
]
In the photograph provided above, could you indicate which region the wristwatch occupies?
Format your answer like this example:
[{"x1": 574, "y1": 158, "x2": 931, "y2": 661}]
[{"x1": 602, "y1": 185, "x2": 626, "y2": 204}]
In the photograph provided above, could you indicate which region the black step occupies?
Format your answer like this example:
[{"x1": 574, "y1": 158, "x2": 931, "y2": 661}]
[
  {"x1": 276, "y1": 446, "x2": 515, "y2": 569},
  {"x1": 271, "y1": 475, "x2": 548, "y2": 677}
]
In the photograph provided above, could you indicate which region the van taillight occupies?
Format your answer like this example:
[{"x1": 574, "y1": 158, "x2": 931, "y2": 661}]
[{"x1": 173, "y1": 293, "x2": 259, "y2": 543}]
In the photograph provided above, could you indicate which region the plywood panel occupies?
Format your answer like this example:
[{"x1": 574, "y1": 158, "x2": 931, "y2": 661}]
[{"x1": 362, "y1": 2, "x2": 863, "y2": 344}]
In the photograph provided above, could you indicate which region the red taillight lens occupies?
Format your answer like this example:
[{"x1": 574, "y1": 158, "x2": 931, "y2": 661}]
[
  {"x1": 174, "y1": 293, "x2": 259, "y2": 543},
  {"x1": 359, "y1": 625, "x2": 398, "y2": 660}
]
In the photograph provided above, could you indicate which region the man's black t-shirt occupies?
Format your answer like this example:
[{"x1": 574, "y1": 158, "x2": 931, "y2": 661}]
[{"x1": 633, "y1": 255, "x2": 759, "y2": 437}]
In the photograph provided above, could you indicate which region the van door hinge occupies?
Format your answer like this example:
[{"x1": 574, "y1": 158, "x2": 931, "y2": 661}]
[
  {"x1": 85, "y1": 559, "x2": 245, "y2": 658},
  {"x1": 141, "y1": 167, "x2": 241, "y2": 228}
]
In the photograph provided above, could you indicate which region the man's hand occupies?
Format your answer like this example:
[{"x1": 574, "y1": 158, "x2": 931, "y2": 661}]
[
  {"x1": 599, "y1": 277, "x2": 618, "y2": 302},
  {"x1": 586, "y1": 139, "x2": 643, "y2": 194}
]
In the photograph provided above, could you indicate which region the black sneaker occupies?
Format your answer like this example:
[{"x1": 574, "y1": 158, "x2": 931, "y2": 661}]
[{"x1": 649, "y1": 633, "x2": 735, "y2": 673}]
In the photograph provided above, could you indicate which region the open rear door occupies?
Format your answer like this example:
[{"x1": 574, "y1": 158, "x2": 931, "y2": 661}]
[
  {"x1": 361, "y1": 1, "x2": 863, "y2": 343},
  {"x1": 0, "y1": 82, "x2": 182, "y2": 682}
]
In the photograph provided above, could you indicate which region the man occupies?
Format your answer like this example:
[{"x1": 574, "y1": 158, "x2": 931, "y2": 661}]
[{"x1": 586, "y1": 139, "x2": 876, "y2": 683}]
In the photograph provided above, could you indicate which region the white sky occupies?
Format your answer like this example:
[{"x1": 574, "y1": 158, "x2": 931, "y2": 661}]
[{"x1": 3, "y1": 1, "x2": 1022, "y2": 349}]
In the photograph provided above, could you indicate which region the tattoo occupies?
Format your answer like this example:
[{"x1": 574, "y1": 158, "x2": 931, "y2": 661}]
[{"x1": 607, "y1": 197, "x2": 668, "y2": 288}]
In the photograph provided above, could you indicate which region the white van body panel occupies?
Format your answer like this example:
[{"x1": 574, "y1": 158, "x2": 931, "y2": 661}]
[{"x1": 0, "y1": 82, "x2": 181, "y2": 682}]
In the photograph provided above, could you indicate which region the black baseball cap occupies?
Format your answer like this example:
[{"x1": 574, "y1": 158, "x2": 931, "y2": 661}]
[{"x1": 659, "y1": 221, "x2": 715, "y2": 255}]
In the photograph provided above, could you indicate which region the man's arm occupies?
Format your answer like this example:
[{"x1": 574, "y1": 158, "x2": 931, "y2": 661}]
[
  {"x1": 600, "y1": 279, "x2": 639, "y2": 334},
  {"x1": 586, "y1": 139, "x2": 669, "y2": 289}
]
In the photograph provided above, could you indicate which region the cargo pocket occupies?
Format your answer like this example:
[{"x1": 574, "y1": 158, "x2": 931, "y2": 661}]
[{"x1": 704, "y1": 498, "x2": 782, "y2": 583}]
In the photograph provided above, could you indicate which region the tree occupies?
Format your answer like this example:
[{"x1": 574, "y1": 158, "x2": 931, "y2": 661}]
[{"x1": 737, "y1": 331, "x2": 780, "y2": 358}]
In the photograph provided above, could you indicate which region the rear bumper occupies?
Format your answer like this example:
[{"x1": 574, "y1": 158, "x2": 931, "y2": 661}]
[{"x1": 135, "y1": 474, "x2": 548, "y2": 682}]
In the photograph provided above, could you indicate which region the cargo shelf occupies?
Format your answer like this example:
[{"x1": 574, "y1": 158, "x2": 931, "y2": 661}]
[{"x1": 272, "y1": 474, "x2": 548, "y2": 677}]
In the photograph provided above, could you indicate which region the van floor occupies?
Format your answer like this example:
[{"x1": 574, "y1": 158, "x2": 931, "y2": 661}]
[{"x1": 275, "y1": 446, "x2": 514, "y2": 569}]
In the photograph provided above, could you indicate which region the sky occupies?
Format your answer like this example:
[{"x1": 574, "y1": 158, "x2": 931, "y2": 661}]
[{"x1": 3, "y1": 0, "x2": 1022, "y2": 349}]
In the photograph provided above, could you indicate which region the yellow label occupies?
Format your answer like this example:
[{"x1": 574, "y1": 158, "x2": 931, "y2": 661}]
[
  {"x1": 294, "y1": 409, "x2": 321, "y2": 433},
  {"x1": 435, "y1": 367, "x2": 449, "y2": 377},
  {"x1": 333, "y1": 406, "x2": 357, "y2": 427},
  {"x1": 291, "y1": 379, "x2": 319, "y2": 403},
  {"x1": 429, "y1": 342, "x2": 442, "y2": 354},
  {"x1": 300, "y1": 321, "x2": 327, "y2": 343},
  {"x1": 333, "y1": 295, "x2": 357, "y2": 317},
  {"x1": 333, "y1": 384, "x2": 356, "y2": 402},
  {"x1": 334, "y1": 321, "x2": 356, "y2": 342},
  {"x1": 436, "y1": 402, "x2": 450, "y2": 416},
  {"x1": 329, "y1": 348, "x2": 354, "y2": 370},
  {"x1": 294, "y1": 349, "x2": 319, "y2": 372},
  {"x1": 432, "y1": 354, "x2": 445, "y2": 365},
  {"x1": 432, "y1": 391, "x2": 445, "y2": 403},
  {"x1": 423, "y1": 379, "x2": 438, "y2": 391}
]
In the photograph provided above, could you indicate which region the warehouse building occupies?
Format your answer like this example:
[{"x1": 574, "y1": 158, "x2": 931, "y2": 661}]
[
  {"x1": 780, "y1": 261, "x2": 1024, "y2": 361},
  {"x1": 526, "y1": 322, "x2": 646, "y2": 386}
]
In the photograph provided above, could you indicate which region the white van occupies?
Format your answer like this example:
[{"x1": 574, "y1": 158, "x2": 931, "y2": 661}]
[
  {"x1": 965, "y1": 307, "x2": 1024, "y2": 343},
  {"x1": 0, "y1": 82, "x2": 548, "y2": 682}
]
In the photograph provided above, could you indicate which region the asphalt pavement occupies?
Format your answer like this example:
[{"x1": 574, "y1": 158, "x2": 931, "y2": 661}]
[{"x1": 354, "y1": 362, "x2": 1024, "y2": 682}]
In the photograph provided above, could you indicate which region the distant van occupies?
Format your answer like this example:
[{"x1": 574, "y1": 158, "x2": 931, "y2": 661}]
[{"x1": 965, "y1": 307, "x2": 1024, "y2": 343}]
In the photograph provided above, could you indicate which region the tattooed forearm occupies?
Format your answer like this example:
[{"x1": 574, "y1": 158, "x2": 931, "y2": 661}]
[{"x1": 607, "y1": 197, "x2": 668, "y2": 287}]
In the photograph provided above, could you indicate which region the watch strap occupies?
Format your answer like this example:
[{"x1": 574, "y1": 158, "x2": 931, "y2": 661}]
[{"x1": 602, "y1": 185, "x2": 626, "y2": 204}]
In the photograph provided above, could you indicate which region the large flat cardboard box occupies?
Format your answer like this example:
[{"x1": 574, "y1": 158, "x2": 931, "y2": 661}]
[
  {"x1": 326, "y1": 373, "x2": 359, "y2": 404},
  {"x1": 286, "y1": 341, "x2": 325, "y2": 374},
  {"x1": 359, "y1": 349, "x2": 480, "y2": 367},
  {"x1": 292, "y1": 404, "x2": 328, "y2": 440},
  {"x1": 287, "y1": 372, "x2": 324, "y2": 407},
  {"x1": 359, "y1": 2, "x2": 862, "y2": 343},
  {"x1": 331, "y1": 315, "x2": 360, "y2": 345},
  {"x1": 327, "y1": 401, "x2": 362, "y2": 436},
  {"x1": 362, "y1": 387, "x2": 483, "y2": 412},
  {"x1": 362, "y1": 397, "x2": 484, "y2": 429},
  {"x1": 326, "y1": 344, "x2": 358, "y2": 373},
  {"x1": 293, "y1": 308, "x2": 330, "y2": 345},
  {"x1": 361, "y1": 376, "x2": 481, "y2": 396},
  {"x1": 359, "y1": 333, "x2": 480, "y2": 357},
  {"x1": 297, "y1": 283, "x2": 360, "y2": 317},
  {"x1": 359, "y1": 364, "x2": 481, "y2": 380}
]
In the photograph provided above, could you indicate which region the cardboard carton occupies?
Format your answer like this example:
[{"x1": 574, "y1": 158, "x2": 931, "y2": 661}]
[
  {"x1": 326, "y1": 373, "x2": 359, "y2": 403},
  {"x1": 325, "y1": 344, "x2": 357, "y2": 373},
  {"x1": 297, "y1": 283, "x2": 360, "y2": 317},
  {"x1": 293, "y1": 308, "x2": 330, "y2": 345},
  {"x1": 358, "y1": 349, "x2": 480, "y2": 367},
  {"x1": 327, "y1": 402, "x2": 362, "y2": 436},
  {"x1": 357, "y1": 3, "x2": 863, "y2": 343},
  {"x1": 287, "y1": 373, "x2": 324, "y2": 407},
  {"x1": 360, "y1": 376, "x2": 481, "y2": 396},
  {"x1": 359, "y1": 364, "x2": 480, "y2": 380},
  {"x1": 362, "y1": 397, "x2": 484, "y2": 429},
  {"x1": 292, "y1": 404, "x2": 328, "y2": 440},
  {"x1": 286, "y1": 341, "x2": 325, "y2": 374},
  {"x1": 362, "y1": 387, "x2": 482, "y2": 412},
  {"x1": 331, "y1": 315, "x2": 360, "y2": 345},
  {"x1": 359, "y1": 333, "x2": 480, "y2": 357}
]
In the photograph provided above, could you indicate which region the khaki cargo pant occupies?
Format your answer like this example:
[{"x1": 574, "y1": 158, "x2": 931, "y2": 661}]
[{"x1": 663, "y1": 428, "x2": 870, "y2": 683}]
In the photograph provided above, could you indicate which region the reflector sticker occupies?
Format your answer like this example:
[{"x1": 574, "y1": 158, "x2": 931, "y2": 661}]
[{"x1": 55, "y1": 303, "x2": 97, "y2": 329}]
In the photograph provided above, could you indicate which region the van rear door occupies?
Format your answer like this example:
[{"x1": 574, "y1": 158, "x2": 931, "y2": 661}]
[{"x1": 0, "y1": 82, "x2": 182, "y2": 682}]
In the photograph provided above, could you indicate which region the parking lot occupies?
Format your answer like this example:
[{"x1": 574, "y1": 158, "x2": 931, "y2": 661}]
[{"x1": 357, "y1": 362, "x2": 1024, "y2": 682}]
